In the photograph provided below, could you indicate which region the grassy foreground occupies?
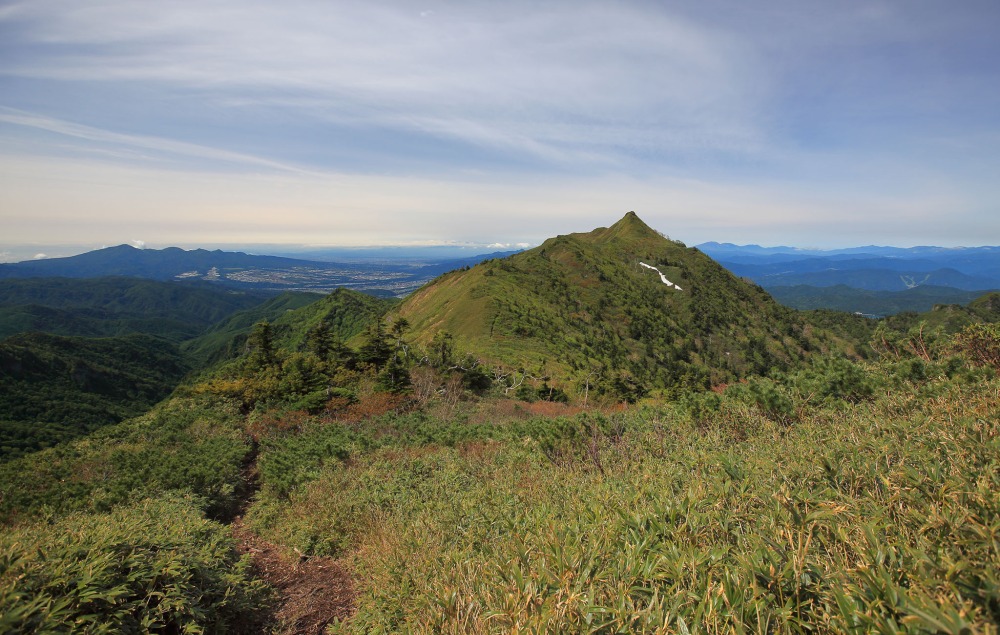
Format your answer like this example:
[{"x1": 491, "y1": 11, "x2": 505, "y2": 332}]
[
  {"x1": 242, "y1": 358, "x2": 999, "y2": 633},
  {"x1": 2, "y1": 330, "x2": 998, "y2": 632}
]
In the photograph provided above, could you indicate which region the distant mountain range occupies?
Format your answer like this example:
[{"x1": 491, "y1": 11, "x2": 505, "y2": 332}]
[
  {"x1": 697, "y1": 242, "x2": 1000, "y2": 261},
  {"x1": 3, "y1": 240, "x2": 998, "y2": 315},
  {"x1": 697, "y1": 242, "x2": 1000, "y2": 288},
  {"x1": 697, "y1": 242, "x2": 1000, "y2": 313},
  {"x1": 4, "y1": 218, "x2": 1000, "y2": 460},
  {"x1": 0, "y1": 244, "x2": 518, "y2": 296}
]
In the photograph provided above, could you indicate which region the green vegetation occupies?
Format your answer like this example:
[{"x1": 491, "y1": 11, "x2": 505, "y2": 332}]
[
  {"x1": 394, "y1": 213, "x2": 852, "y2": 401},
  {"x1": 0, "y1": 333, "x2": 192, "y2": 460},
  {"x1": 3, "y1": 303, "x2": 999, "y2": 632},
  {"x1": 768, "y1": 283, "x2": 994, "y2": 316},
  {"x1": 2, "y1": 218, "x2": 1000, "y2": 632},
  {"x1": 0, "y1": 278, "x2": 326, "y2": 460},
  {"x1": 234, "y1": 322, "x2": 999, "y2": 633},
  {"x1": 0, "y1": 277, "x2": 266, "y2": 342},
  {"x1": 181, "y1": 290, "x2": 326, "y2": 364},
  {"x1": 0, "y1": 496, "x2": 269, "y2": 634},
  {"x1": 884, "y1": 291, "x2": 1000, "y2": 334},
  {"x1": 0, "y1": 395, "x2": 249, "y2": 523}
]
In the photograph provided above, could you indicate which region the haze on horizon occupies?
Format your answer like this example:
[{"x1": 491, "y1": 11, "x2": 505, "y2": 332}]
[{"x1": 1, "y1": 1, "x2": 998, "y2": 254}]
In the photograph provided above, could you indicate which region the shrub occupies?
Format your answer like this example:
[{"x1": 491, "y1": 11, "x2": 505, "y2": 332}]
[
  {"x1": 791, "y1": 355, "x2": 879, "y2": 404},
  {"x1": 678, "y1": 390, "x2": 722, "y2": 425},
  {"x1": 0, "y1": 399, "x2": 248, "y2": 523},
  {"x1": 0, "y1": 496, "x2": 269, "y2": 633},
  {"x1": 728, "y1": 377, "x2": 797, "y2": 424},
  {"x1": 258, "y1": 421, "x2": 357, "y2": 499},
  {"x1": 953, "y1": 322, "x2": 1000, "y2": 370}
]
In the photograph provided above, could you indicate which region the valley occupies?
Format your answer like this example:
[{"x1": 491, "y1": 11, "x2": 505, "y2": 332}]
[{"x1": 0, "y1": 245, "x2": 518, "y2": 297}]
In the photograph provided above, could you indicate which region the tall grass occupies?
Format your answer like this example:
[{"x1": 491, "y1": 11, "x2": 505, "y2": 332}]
[{"x1": 247, "y1": 363, "x2": 999, "y2": 633}]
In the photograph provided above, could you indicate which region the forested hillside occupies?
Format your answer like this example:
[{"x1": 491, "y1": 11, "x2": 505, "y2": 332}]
[
  {"x1": 394, "y1": 212, "x2": 855, "y2": 400},
  {"x1": 0, "y1": 277, "x2": 267, "y2": 341},
  {"x1": 768, "y1": 284, "x2": 992, "y2": 316},
  {"x1": 0, "y1": 333, "x2": 190, "y2": 460},
  {"x1": 0, "y1": 279, "x2": 325, "y2": 460}
]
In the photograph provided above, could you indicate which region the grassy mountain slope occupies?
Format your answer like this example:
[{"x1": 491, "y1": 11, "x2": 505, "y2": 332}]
[
  {"x1": 883, "y1": 290, "x2": 1000, "y2": 334},
  {"x1": 794, "y1": 291, "x2": 1000, "y2": 361},
  {"x1": 5, "y1": 344, "x2": 998, "y2": 632},
  {"x1": 396, "y1": 212, "x2": 844, "y2": 397},
  {"x1": 267, "y1": 288, "x2": 396, "y2": 350},
  {"x1": 247, "y1": 360, "x2": 999, "y2": 633},
  {"x1": 2, "y1": 231, "x2": 999, "y2": 630},
  {"x1": 185, "y1": 288, "x2": 393, "y2": 366},
  {"x1": 968, "y1": 290, "x2": 1000, "y2": 318}
]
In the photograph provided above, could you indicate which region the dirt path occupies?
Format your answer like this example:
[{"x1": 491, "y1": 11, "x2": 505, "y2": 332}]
[
  {"x1": 226, "y1": 441, "x2": 356, "y2": 634},
  {"x1": 232, "y1": 517, "x2": 356, "y2": 634}
]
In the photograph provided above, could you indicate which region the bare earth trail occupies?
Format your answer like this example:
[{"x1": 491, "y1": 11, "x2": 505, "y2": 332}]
[
  {"x1": 227, "y1": 445, "x2": 356, "y2": 634},
  {"x1": 232, "y1": 517, "x2": 356, "y2": 634}
]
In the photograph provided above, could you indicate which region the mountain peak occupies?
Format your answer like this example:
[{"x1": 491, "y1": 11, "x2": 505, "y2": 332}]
[
  {"x1": 618, "y1": 210, "x2": 643, "y2": 224},
  {"x1": 394, "y1": 213, "x2": 824, "y2": 400},
  {"x1": 105, "y1": 244, "x2": 139, "y2": 252},
  {"x1": 584, "y1": 211, "x2": 663, "y2": 245}
]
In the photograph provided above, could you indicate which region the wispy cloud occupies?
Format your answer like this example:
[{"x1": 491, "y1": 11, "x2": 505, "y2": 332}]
[
  {"x1": 5, "y1": 0, "x2": 994, "y2": 172},
  {"x1": 0, "y1": 108, "x2": 318, "y2": 174},
  {"x1": 0, "y1": 1, "x2": 767, "y2": 167}
]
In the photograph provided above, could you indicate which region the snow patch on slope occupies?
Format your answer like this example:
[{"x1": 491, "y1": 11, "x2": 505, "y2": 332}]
[{"x1": 639, "y1": 262, "x2": 683, "y2": 290}]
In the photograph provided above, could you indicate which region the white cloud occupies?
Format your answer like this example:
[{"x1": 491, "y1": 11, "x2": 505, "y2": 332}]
[
  {"x1": 487, "y1": 242, "x2": 533, "y2": 250},
  {"x1": 32, "y1": 253, "x2": 47, "y2": 259},
  {"x1": 132, "y1": 240, "x2": 146, "y2": 249},
  {"x1": 0, "y1": 108, "x2": 317, "y2": 175}
]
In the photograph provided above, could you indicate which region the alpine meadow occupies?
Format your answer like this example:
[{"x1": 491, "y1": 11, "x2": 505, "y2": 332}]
[{"x1": 1, "y1": 213, "x2": 998, "y2": 633}]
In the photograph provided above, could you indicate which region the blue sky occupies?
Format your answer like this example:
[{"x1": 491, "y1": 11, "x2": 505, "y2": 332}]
[{"x1": 1, "y1": 0, "x2": 998, "y2": 259}]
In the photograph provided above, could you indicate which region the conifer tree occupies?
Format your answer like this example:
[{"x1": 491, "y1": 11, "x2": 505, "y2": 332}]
[
  {"x1": 357, "y1": 319, "x2": 391, "y2": 369},
  {"x1": 430, "y1": 330, "x2": 454, "y2": 368},
  {"x1": 245, "y1": 321, "x2": 277, "y2": 370},
  {"x1": 305, "y1": 320, "x2": 333, "y2": 361}
]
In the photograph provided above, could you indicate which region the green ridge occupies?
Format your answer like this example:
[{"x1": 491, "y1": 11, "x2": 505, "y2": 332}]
[{"x1": 395, "y1": 212, "x2": 847, "y2": 398}]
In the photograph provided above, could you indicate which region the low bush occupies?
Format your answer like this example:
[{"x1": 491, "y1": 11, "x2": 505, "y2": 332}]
[
  {"x1": 0, "y1": 496, "x2": 270, "y2": 633},
  {"x1": 0, "y1": 398, "x2": 247, "y2": 523}
]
